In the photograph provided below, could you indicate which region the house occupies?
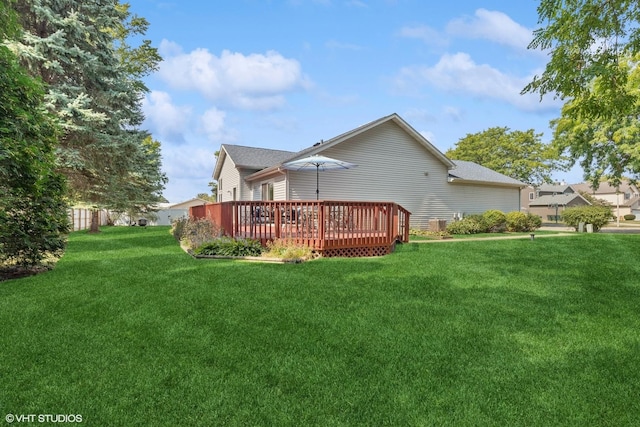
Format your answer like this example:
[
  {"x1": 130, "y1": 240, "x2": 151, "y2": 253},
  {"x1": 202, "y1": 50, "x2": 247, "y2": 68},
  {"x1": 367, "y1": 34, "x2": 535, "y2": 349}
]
[
  {"x1": 212, "y1": 113, "x2": 526, "y2": 229},
  {"x1": 572, "y1": 180, "x2": 640, "y2": 219},
  {"x1": 522, "y1": 183, "x2": 591, "y2": 222}
]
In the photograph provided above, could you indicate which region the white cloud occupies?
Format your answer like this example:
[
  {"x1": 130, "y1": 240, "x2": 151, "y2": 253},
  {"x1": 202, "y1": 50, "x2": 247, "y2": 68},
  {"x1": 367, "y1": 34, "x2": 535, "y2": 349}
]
[
  {"x1": 395, "y1": 52, "x2": 560, "y2": 112},
  {"x1": 142, "y1": 91, "x2": 192, "y2": 143},
  {"x1": 157, "y1": 40, "x2": 312, "y2": 110},
  {"x1": 199, "y1": 108, "x2": 237, "y2": 142},
  {"x1": 446, "y1": 9, "x2": 533, "y2": 52},
  {"x1": 397, "y1": 25, "x2": 448, "y2": 48}
]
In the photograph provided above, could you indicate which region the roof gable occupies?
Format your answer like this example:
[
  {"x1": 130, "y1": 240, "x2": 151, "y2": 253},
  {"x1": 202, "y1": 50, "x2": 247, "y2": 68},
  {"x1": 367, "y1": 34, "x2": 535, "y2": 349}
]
[
  {"x1": 246, "y1": 113, "x2": 455, "y2": 181},
  {"x1": 213, "y1": 144, "x2": 295, "y2": 179}
]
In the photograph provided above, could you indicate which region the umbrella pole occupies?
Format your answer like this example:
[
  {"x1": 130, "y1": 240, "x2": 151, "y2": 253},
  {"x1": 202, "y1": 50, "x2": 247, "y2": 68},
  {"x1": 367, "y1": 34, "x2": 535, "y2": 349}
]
[{"x1": 316, "y1": 165, "x2": 319, "y2": 200}]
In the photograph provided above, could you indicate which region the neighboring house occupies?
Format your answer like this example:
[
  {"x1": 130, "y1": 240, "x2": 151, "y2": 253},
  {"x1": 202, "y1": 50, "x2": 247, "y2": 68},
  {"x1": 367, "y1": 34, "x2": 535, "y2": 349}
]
[
  {"x1": 572, "y1": 180, "x2": 640, "y2": 219},
  {"x1": 522, "y1": 183, "x2": 591, "y2": 221},
  {"x1": 151, "y1": 198, "x2": 209, "y2": 226},
  {"x1": 111, "y1": 198, "x2": 208, "y2": 226},
  {"x1": 212, "y1": 113, "x2": 526, "y2": 229}
]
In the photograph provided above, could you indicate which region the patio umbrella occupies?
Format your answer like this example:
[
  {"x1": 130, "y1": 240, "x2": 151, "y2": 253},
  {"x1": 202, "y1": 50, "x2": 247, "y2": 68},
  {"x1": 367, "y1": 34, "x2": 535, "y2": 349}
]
[{"x1": 282, "y1": 154, "x2": 357, "y2": 199}]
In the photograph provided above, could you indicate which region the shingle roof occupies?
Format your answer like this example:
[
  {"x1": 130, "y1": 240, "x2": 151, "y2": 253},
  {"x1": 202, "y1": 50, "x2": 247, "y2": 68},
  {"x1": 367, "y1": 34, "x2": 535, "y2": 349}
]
[
  {"x1": 538, "y1": 183, "x2": 574, "y2": 194},
  {"x1": 572, "y1": 180, "x2": 640, "y2": 194},
  {"x1": 222, "y1": 144, "x2": 295, "y2": 169},
  {"x1": 529, "y1": 193, "x2": 587, "y2": 207},
  {"x1": 448, "y1": 160, "x2": 525, "y2": 187}
]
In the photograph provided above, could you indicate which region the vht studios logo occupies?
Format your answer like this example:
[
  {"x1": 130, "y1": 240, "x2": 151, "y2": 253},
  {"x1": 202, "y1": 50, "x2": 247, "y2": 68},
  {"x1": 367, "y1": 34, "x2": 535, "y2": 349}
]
[{"x1": 5, "y1": 414, "x2": 83, "y2": 423}]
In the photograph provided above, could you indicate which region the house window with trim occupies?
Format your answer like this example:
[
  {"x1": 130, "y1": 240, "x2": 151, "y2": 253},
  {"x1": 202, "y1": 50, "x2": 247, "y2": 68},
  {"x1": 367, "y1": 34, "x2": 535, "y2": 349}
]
[
  {"x1": 261, "y1": 183, "x2": 274, "y2": 201},
  {"x1": 529, "y1": 192, "x2": 535, "y2": 200},
  {"x1": 218, "y1": 179, "x2": 222, "y2": 202}
]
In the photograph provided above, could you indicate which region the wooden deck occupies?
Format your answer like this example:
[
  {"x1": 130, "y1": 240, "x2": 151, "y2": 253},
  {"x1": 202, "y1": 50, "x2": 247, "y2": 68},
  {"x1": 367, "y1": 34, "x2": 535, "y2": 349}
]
[{"x1": 189, "y1": 200, "x2": 411, "y2": 257}]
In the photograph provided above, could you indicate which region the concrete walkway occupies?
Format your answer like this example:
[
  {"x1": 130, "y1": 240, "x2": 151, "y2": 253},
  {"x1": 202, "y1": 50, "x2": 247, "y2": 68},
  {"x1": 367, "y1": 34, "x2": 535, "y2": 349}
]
[{"x1": 412, "y1": 221, "x2": 640, "y2": 244}]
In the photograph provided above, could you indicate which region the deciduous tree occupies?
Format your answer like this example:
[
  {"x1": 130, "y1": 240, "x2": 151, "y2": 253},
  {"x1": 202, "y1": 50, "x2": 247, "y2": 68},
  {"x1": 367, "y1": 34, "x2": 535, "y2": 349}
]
[
  {"x1": 445, "y1": 127, "x2": 558, "y2": 185},
  {"x1": 523, "y1": 0, "x2": 640, "y2": 186},
  {"x1": 0, "y1": 4, "x2": 68, "y2": 269}
]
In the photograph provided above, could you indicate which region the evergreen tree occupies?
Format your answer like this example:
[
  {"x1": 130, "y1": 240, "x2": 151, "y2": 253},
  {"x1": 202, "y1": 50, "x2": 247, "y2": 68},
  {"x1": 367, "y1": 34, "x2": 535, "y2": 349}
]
[{"x1": 8, "y1": 0, "x2": 166, "y2": 231}]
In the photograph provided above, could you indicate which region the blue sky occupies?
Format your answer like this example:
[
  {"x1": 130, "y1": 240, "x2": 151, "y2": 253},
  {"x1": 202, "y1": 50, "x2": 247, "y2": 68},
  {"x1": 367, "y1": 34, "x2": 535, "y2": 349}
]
[{"x1": 131, "y1": 0, "x2": 580, "y2": 203}]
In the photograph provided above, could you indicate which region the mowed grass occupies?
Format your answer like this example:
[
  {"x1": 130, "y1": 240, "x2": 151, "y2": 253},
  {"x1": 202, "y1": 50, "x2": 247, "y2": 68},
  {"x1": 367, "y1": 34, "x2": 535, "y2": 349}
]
[{"x1": 1, "y1": 226, "x2": 639, "y2": 426}]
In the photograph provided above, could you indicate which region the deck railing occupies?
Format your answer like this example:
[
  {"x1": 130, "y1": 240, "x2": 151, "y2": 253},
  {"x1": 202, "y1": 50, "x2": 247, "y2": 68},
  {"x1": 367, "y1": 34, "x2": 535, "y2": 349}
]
[{"x1": 190, "y1": 200, "x2": 410, "y2": 256}]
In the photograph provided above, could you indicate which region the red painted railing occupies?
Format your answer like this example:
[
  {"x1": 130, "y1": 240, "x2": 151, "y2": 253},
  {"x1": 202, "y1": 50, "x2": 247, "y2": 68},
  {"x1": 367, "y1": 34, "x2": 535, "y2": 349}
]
[{"x1": 190, "y1": 200, "x2": 410, "y2": 255}]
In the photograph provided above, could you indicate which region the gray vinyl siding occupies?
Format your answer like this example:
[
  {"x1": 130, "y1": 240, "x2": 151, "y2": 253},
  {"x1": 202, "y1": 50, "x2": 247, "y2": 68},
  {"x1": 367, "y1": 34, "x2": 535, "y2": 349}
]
[
  {"x1": 273, "y1": 175, "x2": 287, "y2": 200},
  {"x1": 218, "y1": 159, "x2": 241, "y2": 202},
  {"x1": 218, "y1": 157, "x2": 257, "y2": 201},
  {"x1": 447, "y1": 184, "x2": 521, "y2": 217},
  {"x1": 286, "y1": 121, "x2": 454, "y2": 227}
]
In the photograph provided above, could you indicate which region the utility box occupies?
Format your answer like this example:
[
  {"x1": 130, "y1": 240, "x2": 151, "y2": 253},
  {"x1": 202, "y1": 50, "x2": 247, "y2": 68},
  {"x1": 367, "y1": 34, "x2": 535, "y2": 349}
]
[{"x1": 429, "y1": 219, "x2": 447, "y2": 232}]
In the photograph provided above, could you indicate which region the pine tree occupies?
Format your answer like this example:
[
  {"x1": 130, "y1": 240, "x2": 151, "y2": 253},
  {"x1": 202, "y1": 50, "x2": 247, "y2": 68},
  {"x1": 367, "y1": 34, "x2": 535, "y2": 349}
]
[{"x1": 9, "y1": 0, "x2": 166, "y2": 231}]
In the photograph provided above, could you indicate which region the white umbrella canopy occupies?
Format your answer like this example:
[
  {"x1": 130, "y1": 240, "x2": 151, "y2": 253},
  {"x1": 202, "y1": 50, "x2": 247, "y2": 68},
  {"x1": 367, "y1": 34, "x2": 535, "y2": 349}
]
[{"x1": 282, "y1": 155, "x2": 357, "y2": 199}]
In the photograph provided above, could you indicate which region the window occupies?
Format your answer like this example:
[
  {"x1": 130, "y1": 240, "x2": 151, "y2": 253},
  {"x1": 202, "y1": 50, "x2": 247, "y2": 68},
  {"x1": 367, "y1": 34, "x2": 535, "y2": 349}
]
[
  {"x1": 261, "y1": 182, "x2": 273, "y2": 201},
  {"x1": 529, "y1": 192, "x2": 535, "y2": 200},
  {"x1": 232, "y1": 187, "x2": 237, "y2": 201},
  {"x1": 218, "y1": 179, "x2": 222, "y2": 202}
]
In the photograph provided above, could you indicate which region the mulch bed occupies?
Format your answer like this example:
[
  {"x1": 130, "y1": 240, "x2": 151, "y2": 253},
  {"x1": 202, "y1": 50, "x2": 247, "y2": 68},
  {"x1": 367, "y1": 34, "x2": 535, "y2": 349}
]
[{"x1": 0, "y1": 265, "x2": 51, "y2": 282}]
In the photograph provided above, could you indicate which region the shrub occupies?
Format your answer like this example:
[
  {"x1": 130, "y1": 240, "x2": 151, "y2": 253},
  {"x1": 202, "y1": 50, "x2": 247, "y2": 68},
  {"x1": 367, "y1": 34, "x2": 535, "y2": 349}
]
[
  {"x1": 170, "y1": 217, "x2": 188, "y2": 241},
  {"x1": 178, "y1": 217, "x2": 222, "y2": 249},
  {"x1": 561, "y1": 206, "x2": 613, "y2": 232},
  {"x1": 525, "y1": 212, "x2": 542, "y2": 231},
  {"x1": 482, "y1": 210, "x2": 506, "y2": 233},
  {"x1": 194, "y1": 237, "x2": 263, "y2": 257},
  {"x1": 446, "y1": 216, "x2": 485, "y2": 235},
  {"x1": 263, "y1": 239, "x2": 314, "y2": 259},
  {"x1": 624, "y1": 214, "x2": 636, "y2": 221},
  {"x1": 506, "y1": 211, "x2": 542, "y2": 232}
]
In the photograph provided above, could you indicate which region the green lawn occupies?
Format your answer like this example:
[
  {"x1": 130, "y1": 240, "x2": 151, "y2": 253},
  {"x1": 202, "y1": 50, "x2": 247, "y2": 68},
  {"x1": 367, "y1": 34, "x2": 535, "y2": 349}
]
[{"x1": 1, "y1": 226, "x2": 639, "y2": 426}]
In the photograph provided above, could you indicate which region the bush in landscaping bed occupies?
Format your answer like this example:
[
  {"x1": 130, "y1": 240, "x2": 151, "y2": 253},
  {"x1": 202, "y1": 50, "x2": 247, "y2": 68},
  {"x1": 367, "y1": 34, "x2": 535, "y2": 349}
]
[
  {"x1": 624, "y1": 214, "x2": 636, "y2": 221},
  {"x1": 482, "y1": 210, "x2": 507, "y2": 233},
  {"x1": 446, "y1": 215, "x2": 487, "y2": 235},
  {"x1": 561, "y1": 205, "x2": 613, "y2": 232},
  {"x1": 506, "y1": 211, "x2": 542, "y2": 232},
  {"x1": 173, "y1": 217, "x2": 222, "y2": 249},
  {"x1": 194, "y1": 237, "x2": 263, "y2": 257}
]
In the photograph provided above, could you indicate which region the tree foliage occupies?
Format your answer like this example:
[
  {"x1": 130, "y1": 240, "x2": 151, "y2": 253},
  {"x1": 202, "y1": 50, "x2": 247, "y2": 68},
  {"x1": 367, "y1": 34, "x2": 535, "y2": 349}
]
[
  {"x1": 445, "y1": 127, "x2": 558, "y2": 185},
  {"x1": 0, "y1": 8, "x2": 68, "y2": 267},
  {"x1": 8, "y1": 0, "x2": 166, "y2": 230},
  {"x1": 524, "y1": 0, "x2": 640, "y2": 186}
]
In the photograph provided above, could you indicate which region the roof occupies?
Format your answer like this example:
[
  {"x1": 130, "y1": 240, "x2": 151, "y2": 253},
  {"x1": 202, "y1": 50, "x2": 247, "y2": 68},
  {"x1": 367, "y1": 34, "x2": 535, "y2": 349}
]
[
  {"x1": 448, "y1": 160, "x2": 526, "y2": 187},
  {"x1": 529, "y1": 193, "x2": 590, "y2": 207},
  {"x1": 537, "y1": 183, "x2": 574, "y2": 194},
  {"x1": 213, "y1": 144, "x2": 295, "y2": 179},
  {"x1": 213, "y1": 114, "x2": 526, "y2": 188},
  {"x1": 572, "y1": 180, "x2": 640, "y2": 194},
  {"x1": 245, "y1": 113, "x2": 456, "y2": 181}
]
